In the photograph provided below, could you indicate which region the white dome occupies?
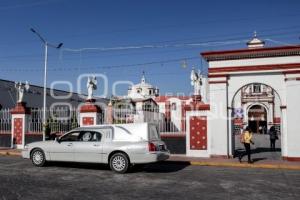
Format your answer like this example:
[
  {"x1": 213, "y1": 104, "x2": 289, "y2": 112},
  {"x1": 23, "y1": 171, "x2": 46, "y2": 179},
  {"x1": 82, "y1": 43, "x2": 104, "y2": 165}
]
[{"x1": 127, "y1": 73, "x2": 159, "y2": 99}]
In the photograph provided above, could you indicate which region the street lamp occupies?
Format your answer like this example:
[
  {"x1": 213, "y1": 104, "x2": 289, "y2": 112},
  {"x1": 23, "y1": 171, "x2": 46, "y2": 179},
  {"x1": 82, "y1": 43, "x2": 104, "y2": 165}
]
[{"x1": 30, "y1": 28, "x2": 63, "y2": 141}]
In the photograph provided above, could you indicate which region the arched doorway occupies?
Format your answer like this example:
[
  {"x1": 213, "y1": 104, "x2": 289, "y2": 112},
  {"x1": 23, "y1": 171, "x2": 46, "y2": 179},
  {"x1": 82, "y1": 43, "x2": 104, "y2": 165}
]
[
  {"x1": 231, "y1": 83, "x2": 282, "y2": 160},
  {"x1": 247, "y1": 104, "x2": 267, "y2": 134}
]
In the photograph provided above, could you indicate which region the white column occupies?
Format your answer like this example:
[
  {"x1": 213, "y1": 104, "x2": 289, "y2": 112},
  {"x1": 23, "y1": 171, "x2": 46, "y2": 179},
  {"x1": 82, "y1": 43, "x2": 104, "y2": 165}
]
[
  {"x1": 209, "y1": 82, "x2": 229, "y2": 157},
  {"x1": 227, "y1": 108, "x2": 233, "y2": 156},
  {"x1": 284, "y1": 80, "x2": 300, "y2": 159},
  {"x1": 79, "y1": 100, "x2": 101, "y2": 127},
  {"x1": 281, "y1": 108, "x2": 288, "y2": 157},
  {"x1": 79, "y1": 112, "x2": 97, "y2": 127}
]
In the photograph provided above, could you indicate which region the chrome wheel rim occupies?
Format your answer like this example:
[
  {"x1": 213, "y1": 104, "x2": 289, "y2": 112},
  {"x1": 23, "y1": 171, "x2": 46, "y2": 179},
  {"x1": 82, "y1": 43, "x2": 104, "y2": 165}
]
[
  {"x1": 33, "y1": 151, "x2": 43, "y2": 165},
  {"x1": 112, "y1": 156, "x2": 126, "y2": 171}
]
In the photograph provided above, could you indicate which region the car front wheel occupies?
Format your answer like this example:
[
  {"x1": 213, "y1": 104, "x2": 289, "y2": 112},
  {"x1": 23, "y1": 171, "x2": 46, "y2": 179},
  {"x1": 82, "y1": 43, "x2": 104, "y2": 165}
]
[
  {"x1": 31, "y1": 149, "x2": 46, "y2": 167},
  {"x1": 109, "y1": 153, "x2": 129, "y2": 173}
]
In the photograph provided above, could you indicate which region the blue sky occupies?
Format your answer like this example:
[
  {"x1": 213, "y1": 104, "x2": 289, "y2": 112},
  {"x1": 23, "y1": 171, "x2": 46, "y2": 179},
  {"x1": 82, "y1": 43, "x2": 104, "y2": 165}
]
[{"x1": 0, "y1": 0, "x2": 300, "y2": 97}]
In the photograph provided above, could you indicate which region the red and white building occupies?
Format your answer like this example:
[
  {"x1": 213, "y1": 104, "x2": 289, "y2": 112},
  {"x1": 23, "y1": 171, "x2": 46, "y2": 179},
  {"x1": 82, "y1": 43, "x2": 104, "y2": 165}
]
[
  {"x1": 84, "y1": 34, "x2": 300, "y2": 160},
  {"x1": 202, "y1": 35, "x2": 300, "y2": 160},
  {"x1": 124, "y1": 73, "x2": 206, "y2": 134}
]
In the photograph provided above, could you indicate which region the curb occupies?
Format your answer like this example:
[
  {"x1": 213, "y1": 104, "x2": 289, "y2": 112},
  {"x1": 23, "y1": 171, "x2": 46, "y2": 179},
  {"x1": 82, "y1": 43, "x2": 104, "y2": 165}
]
[
  {"x1": 1, "y1": 151, "x2": 300, "y2": 170},
  {"x1": 0, "y1": 151, "x2": 21, "y2": 157},
  {"x1": 190, "y1": 161, "x2": 300, "y2": 170}
]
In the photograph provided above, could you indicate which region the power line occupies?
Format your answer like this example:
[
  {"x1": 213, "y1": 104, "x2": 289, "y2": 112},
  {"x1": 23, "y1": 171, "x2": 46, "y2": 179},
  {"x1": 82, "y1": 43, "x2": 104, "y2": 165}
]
[
  {"x1": 62, "y1": 40, "x2": 247, "y2": 53},
  {"x1": 0, "y1": 0, "x2": 58, "y2": 11},
  {"x1": 0, "y1": 56, "x2": 200, "y2": 72},
  {"x1": 0, "y1": 26, "x2": 299, "y2": 60},
  {"x1": 0, "y1": 34, "x2": 299, "y2": 72},
  {"x1": 61, "y1": 30, "x2": 300, "y2": 54}
]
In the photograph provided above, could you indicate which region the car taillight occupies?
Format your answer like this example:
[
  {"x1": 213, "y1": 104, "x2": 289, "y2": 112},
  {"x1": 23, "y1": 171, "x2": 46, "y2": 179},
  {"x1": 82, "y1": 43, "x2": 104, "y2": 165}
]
[{"x1": 148, "y1": 142, "x2": 156, "y2": 152}]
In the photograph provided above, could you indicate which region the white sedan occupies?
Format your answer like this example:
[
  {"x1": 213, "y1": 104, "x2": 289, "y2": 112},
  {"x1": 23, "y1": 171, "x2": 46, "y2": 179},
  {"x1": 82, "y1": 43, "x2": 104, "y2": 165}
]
[{"x1": 22, "y1": 123, "x2": 170, "y2": 173}]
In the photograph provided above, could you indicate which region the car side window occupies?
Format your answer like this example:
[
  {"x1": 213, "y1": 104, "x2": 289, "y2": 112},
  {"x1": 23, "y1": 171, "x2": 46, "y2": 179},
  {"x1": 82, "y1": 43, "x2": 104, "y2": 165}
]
[
  {"x1": 60, "y1": 132, "x2": 80, "y2": 142},
  {"x1": 79, "y1": 131, "x2": 102, "y2": 142},
  {"x1": 81, "y1": 131, "x2": 93, "y2": 142},
  {"x1": 91, "y1": 132, "x2": 101, "y2": 142},
  {"x1": 96, "y1": 128, "x2": 113, "y2": 141}
]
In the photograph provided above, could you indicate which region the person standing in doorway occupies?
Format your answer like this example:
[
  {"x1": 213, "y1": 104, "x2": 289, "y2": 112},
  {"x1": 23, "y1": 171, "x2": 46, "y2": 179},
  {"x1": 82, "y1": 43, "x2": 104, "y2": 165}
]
[
  {"x1": 259, "y1": 126, "x2": 263, "y2": 134},
  {"x1": 239, "y1": 126, "x2": 254, "y2": 163},
  {"x1": 268, "y1": 126, "x2": 278, "y2": 151}
]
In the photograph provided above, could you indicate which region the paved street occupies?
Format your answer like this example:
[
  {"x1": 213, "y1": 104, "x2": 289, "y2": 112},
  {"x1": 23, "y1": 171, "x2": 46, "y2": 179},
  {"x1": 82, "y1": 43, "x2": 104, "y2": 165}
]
[{"x1": 0, "y1": 156, "x2": 299, "y2": 200}]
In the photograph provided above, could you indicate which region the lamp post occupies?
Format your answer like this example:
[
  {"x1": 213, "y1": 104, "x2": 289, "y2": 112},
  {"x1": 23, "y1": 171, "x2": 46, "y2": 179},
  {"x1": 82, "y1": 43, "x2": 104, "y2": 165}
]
[{"x1": 30, "y1": 28, "x2": 63, "y2": 141}]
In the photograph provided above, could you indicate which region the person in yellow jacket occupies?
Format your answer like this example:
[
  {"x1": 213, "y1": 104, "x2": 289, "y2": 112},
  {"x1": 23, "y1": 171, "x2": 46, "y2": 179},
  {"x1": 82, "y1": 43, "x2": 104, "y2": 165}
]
[{"x1": 239, "y1": 126, "x2": 254, "y2": 163}]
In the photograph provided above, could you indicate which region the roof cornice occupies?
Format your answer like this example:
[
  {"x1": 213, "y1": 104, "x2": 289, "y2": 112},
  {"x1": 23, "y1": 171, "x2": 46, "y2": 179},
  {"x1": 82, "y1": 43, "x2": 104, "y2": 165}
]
[{"x1": 201, "y1": 45, "x2": 300, "y2": 61}]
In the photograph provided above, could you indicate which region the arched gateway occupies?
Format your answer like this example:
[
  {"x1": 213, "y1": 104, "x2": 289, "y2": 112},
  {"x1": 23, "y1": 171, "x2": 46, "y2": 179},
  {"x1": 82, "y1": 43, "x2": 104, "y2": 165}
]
[
  {"x1": 231, "y1": 83, "x2": 282, "y2": 158},
  {"x1": 200, "y1": 36, "x2": 300, "y2": 161}
]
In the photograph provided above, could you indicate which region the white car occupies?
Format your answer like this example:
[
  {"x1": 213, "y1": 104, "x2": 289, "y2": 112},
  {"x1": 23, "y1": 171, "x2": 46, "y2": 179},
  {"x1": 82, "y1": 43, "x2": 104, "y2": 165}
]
[{"x1": 22, "y1": 123, "x2": 170, "y2": 173}]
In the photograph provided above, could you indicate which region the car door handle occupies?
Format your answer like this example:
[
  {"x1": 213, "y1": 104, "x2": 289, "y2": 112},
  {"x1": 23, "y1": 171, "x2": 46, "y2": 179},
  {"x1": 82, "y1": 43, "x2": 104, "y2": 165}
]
[
  {"x1": 93, "y1": 144, "x2": 100, "y2": 147},
  {"x1": 67, "y1": 143, "x2": 73, "y2": 146}
]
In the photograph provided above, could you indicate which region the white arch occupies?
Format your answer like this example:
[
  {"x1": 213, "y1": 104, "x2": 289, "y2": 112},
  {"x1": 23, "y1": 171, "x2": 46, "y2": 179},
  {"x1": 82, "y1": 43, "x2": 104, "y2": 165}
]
[
  {"x1": 245, "y1": 102, "x2": 269, "y2": 123},
  {"x1": 227, "y1": 73, "x2": 285, "y2": 108},
  {"x1": 230, "y1": 82, "x2": 283, "y2": 108},
  {"x1": 228, "y1": 81, "x2": 284, "y2": 157},
  {"x1": 246, "y1": 102, "x2": 268, "y2": 114}
]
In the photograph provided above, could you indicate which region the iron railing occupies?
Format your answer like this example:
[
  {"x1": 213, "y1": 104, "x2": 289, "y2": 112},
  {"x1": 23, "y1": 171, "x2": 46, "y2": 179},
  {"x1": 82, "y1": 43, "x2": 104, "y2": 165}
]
[
  {"x1": 0, "y1": 106, "x2": 182, "y2": 135},
  {"x1": 28, "y1": 107, "x2": 80, "y2": 134},
  {"x1": 0, "y1": 109, "x2": 11, "y2": 133}
]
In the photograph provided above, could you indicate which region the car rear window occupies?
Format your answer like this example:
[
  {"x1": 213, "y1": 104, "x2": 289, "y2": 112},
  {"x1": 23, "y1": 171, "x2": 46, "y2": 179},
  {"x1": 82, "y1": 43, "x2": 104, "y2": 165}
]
[{"x1": 149, "y1": 125, "x2": 160, "y2": 140}]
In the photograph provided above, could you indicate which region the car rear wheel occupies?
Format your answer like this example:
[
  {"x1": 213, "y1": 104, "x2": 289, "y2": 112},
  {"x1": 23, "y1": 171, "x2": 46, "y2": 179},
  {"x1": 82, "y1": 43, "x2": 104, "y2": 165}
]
[
  {"x1": 109, "y1": 153, "x2": 129, "y2": 173},
  {"x1": 31, "y1": 149, "x2": 46, "y2": 167}
]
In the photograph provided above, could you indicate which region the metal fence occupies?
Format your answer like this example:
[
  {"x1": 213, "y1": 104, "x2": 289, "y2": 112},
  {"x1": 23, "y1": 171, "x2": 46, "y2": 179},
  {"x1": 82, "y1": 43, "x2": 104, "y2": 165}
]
[
  {"x1": 157, "y1": 119, "x2": 181, "y2": 133},
  {"x1": 0, "y1": 106, "x2": 182, "y2": 135},
  {"x1": 0, "y1": 109, "x2": 11, "y2": 133},
  {"x1": 112, "y1": 107, "x2": 181, "y2": 134},
  {"x1": 113, "y1": 107, "x2": 135, "y2": 124},
  {"x1": 28, "y1": 107, "x2": 80, "y2": 134}
]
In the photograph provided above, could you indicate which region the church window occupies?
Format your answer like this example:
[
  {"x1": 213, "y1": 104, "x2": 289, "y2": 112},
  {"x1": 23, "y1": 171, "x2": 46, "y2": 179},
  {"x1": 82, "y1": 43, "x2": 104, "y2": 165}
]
[{"x1": 253, "y1": 84, "x2": 261, "y2": 93}]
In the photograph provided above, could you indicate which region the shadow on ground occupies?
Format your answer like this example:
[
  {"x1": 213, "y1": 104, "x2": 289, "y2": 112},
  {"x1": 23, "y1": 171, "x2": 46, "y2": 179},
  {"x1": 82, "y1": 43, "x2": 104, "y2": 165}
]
[
  {"x1": 44, "y1": 161, "x2": 190, "y2": 173},
  {"x1": 46, "y1": 161, "x2": 111, "y2": 171},
  {"x1": 251, "y1": 147, "x2": 281, "y2": 154},
  {"x1": 252, "y1": 157, "x2": 267, "y2": 163},
  {"x1": 134, "y1": 161, "x2": 190, "y2": 173},
  {"x1": 234, "y1": 147, "x2": 282, "y2": 163},
  {"x1": 235, "y1": 147, "x2": 281, "y2": 156}
]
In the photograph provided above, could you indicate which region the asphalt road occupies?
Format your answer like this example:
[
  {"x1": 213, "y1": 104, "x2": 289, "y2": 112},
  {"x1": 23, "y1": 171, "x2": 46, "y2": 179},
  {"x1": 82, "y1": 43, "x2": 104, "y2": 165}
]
[{"x1": 0, "y1": 156, "x2": 299, "y2": 200}]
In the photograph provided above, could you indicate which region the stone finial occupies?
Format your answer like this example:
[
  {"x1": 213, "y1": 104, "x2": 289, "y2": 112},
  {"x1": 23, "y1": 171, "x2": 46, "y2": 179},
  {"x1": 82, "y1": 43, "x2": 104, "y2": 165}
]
[{"x1": 247, "y1": 31, "x2": 265, "y2": 49}]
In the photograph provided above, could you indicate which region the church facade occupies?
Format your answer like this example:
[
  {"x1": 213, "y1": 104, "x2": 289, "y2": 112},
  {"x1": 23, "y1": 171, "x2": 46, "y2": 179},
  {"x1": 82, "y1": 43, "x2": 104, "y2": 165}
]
[
  {"x1": 111, "y1": 35, "x2": 300, "y2": 160},
  {"x1": 202, "y1": 35, "x2": 300, "y2": 160}
]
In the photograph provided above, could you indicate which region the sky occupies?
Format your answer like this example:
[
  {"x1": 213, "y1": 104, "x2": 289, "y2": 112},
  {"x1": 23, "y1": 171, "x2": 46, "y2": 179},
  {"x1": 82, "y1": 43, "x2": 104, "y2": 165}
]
[{"x1": 0, "y1": 0, "x2": 300, "y2": 97}]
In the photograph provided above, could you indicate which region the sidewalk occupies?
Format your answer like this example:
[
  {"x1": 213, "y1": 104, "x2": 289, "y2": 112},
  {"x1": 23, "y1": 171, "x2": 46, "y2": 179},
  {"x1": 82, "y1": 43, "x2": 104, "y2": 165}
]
[
  {"x1": 1, "y1": 148, "x2": 300, "y2": 170},
  {"x1": 0, "y1": 148, "x2": 22, "y2": 156},
  {"x1": 169, "y1": 154, "x2": 300, "y2": 170}
]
